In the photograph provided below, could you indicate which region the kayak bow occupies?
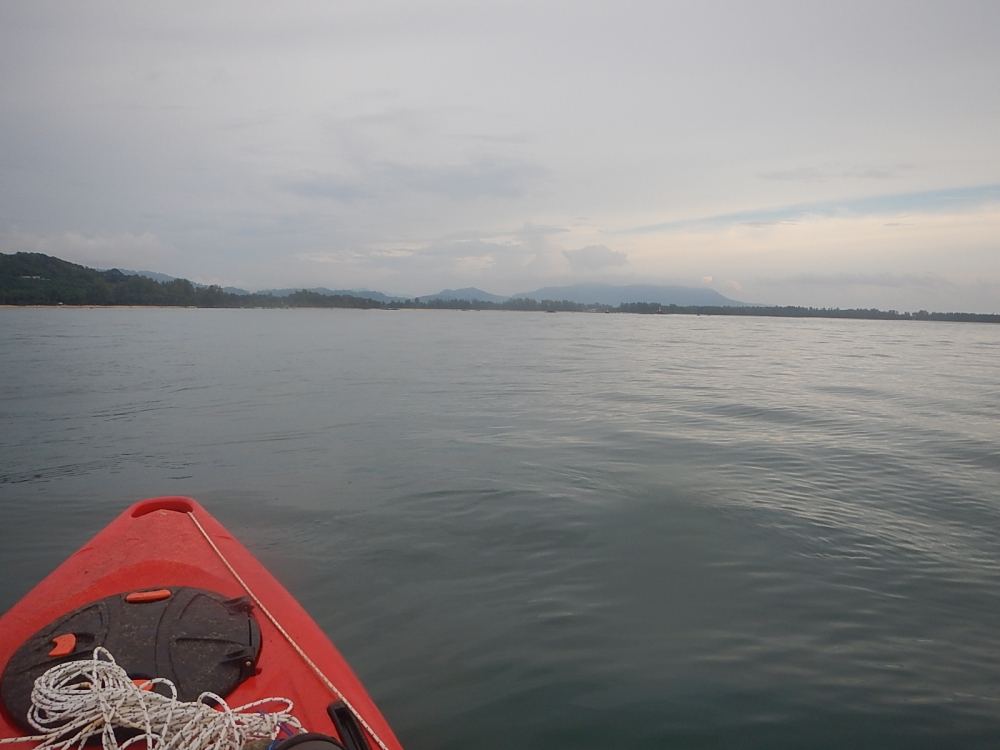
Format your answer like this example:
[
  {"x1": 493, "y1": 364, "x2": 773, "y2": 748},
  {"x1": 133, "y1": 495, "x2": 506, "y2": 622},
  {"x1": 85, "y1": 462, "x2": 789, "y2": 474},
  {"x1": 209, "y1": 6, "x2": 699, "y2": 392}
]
[{"x1": 0, "y1": 496, "x2": 403, "y2": 750}]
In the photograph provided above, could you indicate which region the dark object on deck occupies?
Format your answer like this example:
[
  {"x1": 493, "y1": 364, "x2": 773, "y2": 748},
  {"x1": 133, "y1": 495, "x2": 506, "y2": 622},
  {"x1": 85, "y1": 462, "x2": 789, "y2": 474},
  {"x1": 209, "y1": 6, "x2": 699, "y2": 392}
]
[{"x1": 0, "y1": 587, "x2": 261, "y2": 729}]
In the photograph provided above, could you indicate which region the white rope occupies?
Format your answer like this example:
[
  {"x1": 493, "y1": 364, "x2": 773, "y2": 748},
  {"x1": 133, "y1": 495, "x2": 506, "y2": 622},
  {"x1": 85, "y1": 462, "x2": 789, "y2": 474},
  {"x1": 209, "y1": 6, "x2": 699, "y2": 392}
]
[
  {"x1": 185, "y1": 512, "x2": 391, "y2": 750},
  {"x1": 0, "y1": 648, "x2": 303, "y2": 750}
]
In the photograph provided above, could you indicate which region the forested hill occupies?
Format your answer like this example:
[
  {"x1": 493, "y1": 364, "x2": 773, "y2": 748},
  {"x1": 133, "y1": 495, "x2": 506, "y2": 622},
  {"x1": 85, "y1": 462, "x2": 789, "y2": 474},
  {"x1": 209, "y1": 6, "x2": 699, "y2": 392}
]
[
  {"x1": 2, "y1": 252, "x2": 998, "y2": 323},
  {"x1": 0, "y1": 253, "x2": 383, "y2": 308}
]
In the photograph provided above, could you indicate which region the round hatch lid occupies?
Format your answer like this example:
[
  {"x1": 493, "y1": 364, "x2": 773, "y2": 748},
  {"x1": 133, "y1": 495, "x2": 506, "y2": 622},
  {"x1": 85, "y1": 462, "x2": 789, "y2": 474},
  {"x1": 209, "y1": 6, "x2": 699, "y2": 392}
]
[{"x1": 1, "y1": 586, "x2": 261, "y2": 730}]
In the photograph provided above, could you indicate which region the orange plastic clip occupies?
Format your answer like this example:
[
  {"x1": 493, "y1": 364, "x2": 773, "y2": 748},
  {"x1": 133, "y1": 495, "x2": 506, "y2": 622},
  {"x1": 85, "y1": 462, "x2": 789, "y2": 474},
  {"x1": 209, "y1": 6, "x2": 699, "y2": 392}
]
[
  {"x1": 48, "y1": 633, "x2": 77, "y2": 657},
  {"x1": 125, "y1": 589, "x2": 172, "y2": 603}
]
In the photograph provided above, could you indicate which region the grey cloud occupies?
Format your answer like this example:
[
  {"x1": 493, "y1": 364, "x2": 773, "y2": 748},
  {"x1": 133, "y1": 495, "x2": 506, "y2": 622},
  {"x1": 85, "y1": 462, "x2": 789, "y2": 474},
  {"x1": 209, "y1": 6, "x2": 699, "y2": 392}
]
[
  {"x1": 340, "y1": 239, "x2": 552, "y2": 270},
  {"x1": 759, "y1": 166, "x2": 827, "y2": 182},
  {"x1": 743, "y1": 220, "x2": 800, "y2": 228},
  {"x1": 514, "y1": 223, "x2": 568, "y2": 238},
  {"x1": 378, "y1": 158, "x2": 544, "y2": 200},
  {"x1": 563, "y1": 245, "x2": 628, "y2": 270},
  {"x1": 410, "y1": 240, "x2": 512, "y2": 259},
  {"x1": 312, "y1": 239, "x2": 515, "y2": 269},
  {"x1": 434, "y1": 228, "x2": 503, "y2": 242},
  {"x1": 280, "y1": 158, "x2": 544, "y2": 203},
  {"x1": 766, "y1": 272, "x2": 953, "y2": 289},
  {"x1": 2, "y1": 1, "x2": 999, "y2": 307},
  {"x1": 851, "y1": 167, "x2": 903, "y2": 180},
  {"x1": 759, "y1": 164, "x2": 914, "y2": 182},
  {"x1": 435, "y1": 223, "x2": 568, "y2": 243},
  {"x1": 450, "y1": 132, "x2": 531, "y2": 145},
  {"x1": 282, "y1": 176, "x2": 370, "y2": 203}
]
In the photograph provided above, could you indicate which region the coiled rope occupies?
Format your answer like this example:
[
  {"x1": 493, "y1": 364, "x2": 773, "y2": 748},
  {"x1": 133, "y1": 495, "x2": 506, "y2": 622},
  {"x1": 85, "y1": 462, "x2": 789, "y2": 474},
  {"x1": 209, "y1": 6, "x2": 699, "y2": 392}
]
[{"x1": 0, "y1": 648, "x2": 302, "y2": 750}]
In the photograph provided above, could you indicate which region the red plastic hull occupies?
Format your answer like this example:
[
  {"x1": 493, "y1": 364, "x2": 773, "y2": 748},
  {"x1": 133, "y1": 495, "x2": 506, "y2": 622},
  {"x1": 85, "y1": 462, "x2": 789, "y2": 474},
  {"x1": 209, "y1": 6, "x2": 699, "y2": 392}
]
[{"x1": 0, "y1": 496, "x2": 403, "y2": 750}]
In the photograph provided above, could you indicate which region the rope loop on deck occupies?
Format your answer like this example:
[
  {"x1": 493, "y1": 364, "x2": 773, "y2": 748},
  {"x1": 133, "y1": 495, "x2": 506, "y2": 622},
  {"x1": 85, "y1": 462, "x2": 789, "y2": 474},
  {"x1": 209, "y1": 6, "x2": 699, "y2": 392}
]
[{"x1": 0, "y1": 648, "x2": 302, "y2": 750}]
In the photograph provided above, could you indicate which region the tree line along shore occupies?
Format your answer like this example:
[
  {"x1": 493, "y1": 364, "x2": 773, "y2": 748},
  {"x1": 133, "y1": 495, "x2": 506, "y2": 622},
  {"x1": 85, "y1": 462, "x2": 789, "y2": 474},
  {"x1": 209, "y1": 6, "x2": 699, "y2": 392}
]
[{"x1": 2, "y1": 251, "x2": 997, "y2": 323}]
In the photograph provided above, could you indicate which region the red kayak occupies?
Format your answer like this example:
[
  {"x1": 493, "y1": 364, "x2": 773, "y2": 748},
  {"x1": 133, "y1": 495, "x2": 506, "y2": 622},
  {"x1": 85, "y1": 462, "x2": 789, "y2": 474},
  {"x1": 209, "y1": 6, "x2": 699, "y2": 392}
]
[{"x1": 0, "y1": 496, "x2": 403, "y2": 750}]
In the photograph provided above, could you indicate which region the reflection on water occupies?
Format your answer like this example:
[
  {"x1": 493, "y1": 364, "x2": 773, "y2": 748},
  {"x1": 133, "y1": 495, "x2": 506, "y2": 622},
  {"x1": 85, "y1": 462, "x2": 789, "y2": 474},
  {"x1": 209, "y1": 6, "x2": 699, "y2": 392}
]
[{"x1": 2, "y1": 309, "x2": 1000, "y2": 749}]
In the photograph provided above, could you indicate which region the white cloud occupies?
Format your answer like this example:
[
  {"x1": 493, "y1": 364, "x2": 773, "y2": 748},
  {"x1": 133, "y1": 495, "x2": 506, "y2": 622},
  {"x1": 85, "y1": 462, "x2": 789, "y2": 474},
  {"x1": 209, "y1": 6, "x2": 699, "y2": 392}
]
[
  {"x1": 1, "y1": 1, "x2": 999, "y2": 308},
  {"x1": 562, "y1": 245, "x2": 628, "y2": 271},
  {"x1": 623, "y1": 205, "x2": 1000, "y2": 312}
]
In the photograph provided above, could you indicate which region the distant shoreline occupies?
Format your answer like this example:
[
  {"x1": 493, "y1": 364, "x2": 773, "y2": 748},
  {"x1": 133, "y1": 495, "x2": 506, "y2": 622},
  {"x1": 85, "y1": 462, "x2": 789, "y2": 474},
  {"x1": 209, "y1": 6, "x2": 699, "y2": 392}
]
[
  {"x1": 3, "y1": 253, "x2": 998, "y2": 323},
  {"x1": 3, "y1": 303, "x2": 998, "y2": 324}
]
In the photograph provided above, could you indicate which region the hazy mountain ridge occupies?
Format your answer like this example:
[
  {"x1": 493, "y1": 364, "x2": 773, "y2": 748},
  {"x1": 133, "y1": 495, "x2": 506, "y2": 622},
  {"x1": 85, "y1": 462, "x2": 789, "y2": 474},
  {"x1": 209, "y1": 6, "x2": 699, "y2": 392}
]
[
  {"x1": 117, "y1": 271, "x2": 399, "y2": 303},
  {"x1": 4, "y1": 252, "x2": 998, "y2": 323},
  {"x1": 513, "y1": 283, "x2": 746, "y2": 306},
  {"x1": 257, "y1": 287, "x2": 402, "y2": 304},
  {"x1": 115, "y1": 268, "x2": 251, "y2": 296},
  {"x1": 415, "y1": 284, "x2": 745, "y2": 306},
  {"x1": 402, "y1": 284, "x2": 747, "y2": 306},
  {"x1": 119, "y1": 268, "x2": 744, "y2": 306},
  {"x1": 418, "y1": 287, "x2": 507, "y2": 303}
]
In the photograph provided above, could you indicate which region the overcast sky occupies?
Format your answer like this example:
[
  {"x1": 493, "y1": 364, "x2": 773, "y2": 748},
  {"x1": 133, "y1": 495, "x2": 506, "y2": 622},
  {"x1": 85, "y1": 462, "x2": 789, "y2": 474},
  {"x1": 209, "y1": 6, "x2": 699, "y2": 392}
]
[{"x1": 2, "y1": 1, "x2": 999, "y2": 310}]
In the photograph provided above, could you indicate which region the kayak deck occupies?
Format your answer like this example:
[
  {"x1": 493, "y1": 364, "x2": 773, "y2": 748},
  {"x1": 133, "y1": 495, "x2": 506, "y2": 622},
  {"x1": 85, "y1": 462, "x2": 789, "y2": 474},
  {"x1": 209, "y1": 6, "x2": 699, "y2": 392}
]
[{"x1": 0, "y1": 496, "x2": 402, "y2": 750}]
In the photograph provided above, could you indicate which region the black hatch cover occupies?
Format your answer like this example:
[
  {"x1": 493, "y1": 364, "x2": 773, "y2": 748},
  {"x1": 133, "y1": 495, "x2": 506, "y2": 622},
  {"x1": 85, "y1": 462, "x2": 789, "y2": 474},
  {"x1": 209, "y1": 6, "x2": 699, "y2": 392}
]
[{"x1": 0, "y1": 587, "x2": 261, "y2": 730}]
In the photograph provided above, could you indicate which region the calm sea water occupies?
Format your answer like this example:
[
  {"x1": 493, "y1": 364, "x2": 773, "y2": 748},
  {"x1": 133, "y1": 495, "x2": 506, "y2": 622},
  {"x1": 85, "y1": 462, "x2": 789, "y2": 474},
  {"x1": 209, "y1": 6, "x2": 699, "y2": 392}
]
[{"x1": 2, "y1": 308, "x2": 1000, "y2": 749}]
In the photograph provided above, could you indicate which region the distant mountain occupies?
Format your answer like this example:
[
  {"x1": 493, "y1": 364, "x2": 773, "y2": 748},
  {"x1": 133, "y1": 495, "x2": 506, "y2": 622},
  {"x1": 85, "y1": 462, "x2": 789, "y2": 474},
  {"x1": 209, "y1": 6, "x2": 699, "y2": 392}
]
[
  {"x1": 0, "y1": 252, "x2": 223, "y2": 306},
  {"x1": 257, "y1": 287, "x2": 401, "y2": 303},
  {"x1": 21, "y1": 255, "x2": 743, "y2": 308},
  {"x1": 7, "y1": 252, "x2": 996, "y2": 321},
  {"x1": 107, "y1": 274, "x2": 743, "y2": 307},
  {"x1": 115, "y1": 268, "x2": 178, "y2": 284},
  {"x1": 115, "y1": 271, "x2": 397, "y2": 301},
  {"x1": 419, "y1": 287, "x2": 508, "y2": 303},
  {"x1": 0, "y1": 252, "x2": 384, "y2": 308},
  {"x1": 116, "y1": 268, "x2": 251, "y2": 295},
  {"x1": 512, "y1": 283, "x2": 745, "y2": 306}
]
